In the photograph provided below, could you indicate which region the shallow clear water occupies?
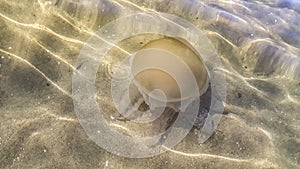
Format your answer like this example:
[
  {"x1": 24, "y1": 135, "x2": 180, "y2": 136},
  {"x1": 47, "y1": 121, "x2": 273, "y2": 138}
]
[{"x1": 0, "y1": 0, "x2": 299, "y2": 168}]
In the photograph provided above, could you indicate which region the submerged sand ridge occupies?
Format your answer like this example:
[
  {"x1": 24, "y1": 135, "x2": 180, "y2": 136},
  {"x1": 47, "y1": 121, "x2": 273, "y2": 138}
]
[{"x1": 0, "y1": 0, "x2": 299, "y2": 168}]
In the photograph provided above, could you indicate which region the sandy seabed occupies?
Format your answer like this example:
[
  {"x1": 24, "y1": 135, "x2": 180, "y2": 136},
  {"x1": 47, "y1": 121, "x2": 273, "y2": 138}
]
[{"x1": 0, "y1": 0, "x2": 299, "y2": 168}]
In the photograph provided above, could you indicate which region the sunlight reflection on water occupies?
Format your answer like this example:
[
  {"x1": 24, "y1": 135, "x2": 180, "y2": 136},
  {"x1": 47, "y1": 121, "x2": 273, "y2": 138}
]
[{"x1": 0, "y1": 0, "x2": 299, "y2": 168}]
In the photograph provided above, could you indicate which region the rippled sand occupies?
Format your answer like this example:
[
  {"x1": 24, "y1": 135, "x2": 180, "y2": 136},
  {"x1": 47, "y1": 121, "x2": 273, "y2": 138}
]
[{"x1": 0, "y1": 0, "x2": 299, "y2": 168}]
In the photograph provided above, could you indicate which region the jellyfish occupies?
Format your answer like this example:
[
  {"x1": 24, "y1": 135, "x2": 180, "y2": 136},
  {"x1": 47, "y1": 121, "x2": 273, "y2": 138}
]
[{"x1": 112, "y1": 36, "x2": 212, "y2": 139}]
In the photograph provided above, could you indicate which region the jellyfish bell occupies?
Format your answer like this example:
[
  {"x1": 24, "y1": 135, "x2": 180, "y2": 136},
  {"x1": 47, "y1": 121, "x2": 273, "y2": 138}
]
[{"x1": 130, "y1": 37, "x2": 209, "y2": 112}]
